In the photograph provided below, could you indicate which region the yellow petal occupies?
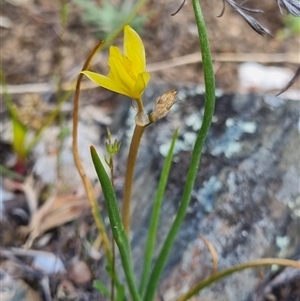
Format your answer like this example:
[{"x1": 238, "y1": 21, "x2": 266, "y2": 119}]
[
  {"x1": 108, "y1": 46, "x2": 135, "y2": 91},
  {"x1": 123, "y1": 25, "x2": 146, "y2": 74},
  {"x1": 82, "y1": 71, "x2": 131, "y2": 97},
  {"x1": 131, "y1": 72, "x2": 151, "y2": 98},
  {"x1": 108, "y1": 46, "x2": 125, "y2": 66},
  {"x1": 82, "y1": 26, "x2": 150, "y2": 101}
]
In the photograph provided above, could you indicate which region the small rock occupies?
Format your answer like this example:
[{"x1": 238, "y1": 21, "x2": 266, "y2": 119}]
[
  {"x1": 238, "y1": 62, "x2": 294, "y2": 93},
  {"x1": 68, "y1": 259, "x2": 92, "y2": 285},
  {"x1": 32, "y1": 252, "x2": 65, "y2": 275}
]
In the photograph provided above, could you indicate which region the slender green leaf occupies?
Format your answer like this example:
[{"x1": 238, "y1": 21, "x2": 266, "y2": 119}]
[
  {"x1": 139, "y1": 129, "x2": 178, "y2": 296},
  {"x1": 0, "y1": 68, "x2": 28, "y2": 159},
  {"x1": 1, "y1": 66, "x2": 70, "y2": 159},
  {"x1": 60, "y1": 1, "x2": 69, "y2": 27},
  {"x1": 143, "y1": 1, "x2": 216, "y2": 299},
  {"x1": 100, "y1": 0, "x2": 148, "y2": 49},
  {"x1": 73, "y1": 0, "x2": 146, "y2": 39},
  {"x1": 0, "y1": 164, "x2": 25, "y2": 181},
  {"x1": 12, "y1": 118, "x2": 28, "y2": 160},
  {"x1": 90, "y1": 146, "x2": 141, "y2": 301},
  {"x1": 115, "y1": 283, "x2": 126, "y2": 301},
  {"x1": 26, "y1": 89, "x2": 73, "y2": 153},
  {"x1": 93, "y1": 280, "x2": 110, "y2": 297}
]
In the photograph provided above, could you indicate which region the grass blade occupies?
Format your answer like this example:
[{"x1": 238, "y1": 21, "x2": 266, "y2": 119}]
[
  {"x1": 139, "y1": 129, "x2": 178, "y2": 296},
  {"x1": 143, "y1": 0, "x2": 216, "y2": 299}
]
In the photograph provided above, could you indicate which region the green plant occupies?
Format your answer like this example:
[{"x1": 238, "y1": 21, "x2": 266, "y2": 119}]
[
  {"x1": 73, "y1": 0, "x2": 300, "y2": 301},
  {"x1": 73, "y1": 0, "x2": 147, "y2": 39},
  {"x1": 2, "y1": 0, "x2": 298, "y2": 298},
  {"x1": 277, "y1": 14, "x2": 300, "y2": 38},
  {"x1": 284, "y1": 15, "x2": 300, "y2": 33},
  {"x1": 72, "y1": 0, "x2": 300, "y2": 300},
  {"x1": 0, "y1": 0, "x2": 146, "y2": 170},
  {"x1": 0, "y1": 1, "x2": 72, "y2": 165}
]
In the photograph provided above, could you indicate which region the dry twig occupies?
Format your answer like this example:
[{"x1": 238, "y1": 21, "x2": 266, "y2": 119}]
[{"x1": 2, "y1": 52, "x2": 299, "y2": 95}]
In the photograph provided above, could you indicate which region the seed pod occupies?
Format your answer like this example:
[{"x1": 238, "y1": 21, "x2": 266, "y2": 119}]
[{"x1": 149, "y1": 90, "x2": 177, "y2": 122}]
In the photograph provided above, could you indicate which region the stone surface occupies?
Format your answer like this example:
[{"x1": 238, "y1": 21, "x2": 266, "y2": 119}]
[{"x1": 122, "y1": 83, "x2": 299, "y2": 300}]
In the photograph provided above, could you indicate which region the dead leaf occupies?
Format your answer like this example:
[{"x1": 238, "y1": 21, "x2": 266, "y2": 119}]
[
  {"x1": 24, "y1": 193, "x2": 89, "y2": 248},
  {"x1": 21, "y1": 174, "x2": 43, "y2": 215},
  {"x1": 0, "y1": 268, "x2": 42, "y2": 301},
  {"x1": 0, "y1": 268, "x2": 16, "y2": 301},
  {"x1": 56, "y1": 279, "x2": 79, "y2": 300}
]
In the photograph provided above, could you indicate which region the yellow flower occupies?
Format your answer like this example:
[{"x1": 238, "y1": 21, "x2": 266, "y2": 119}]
[{"x1": 82, "y1": 25, "x2": 150, "y2": 104}]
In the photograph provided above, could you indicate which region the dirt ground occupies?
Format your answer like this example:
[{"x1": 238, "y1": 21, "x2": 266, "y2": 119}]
[
  {"x1": 2, "y1": 0, "x2": 299, "y2": 90},
  {"x1": 0, "y1": 0, "x2": 299, "y2": 300}
]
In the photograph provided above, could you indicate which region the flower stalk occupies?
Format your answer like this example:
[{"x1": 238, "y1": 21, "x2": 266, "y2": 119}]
[
  {"x1": 83, "y1": 25, "x2": 151, "y2": 234},
  {"x1": 122, "y1": 124, "x2": 145, "y2": 234}
]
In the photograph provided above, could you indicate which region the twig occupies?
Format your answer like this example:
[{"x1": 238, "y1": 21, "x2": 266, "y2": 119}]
[
  {"x1": 2, "y1": 52, "x2": 299, "y2": 94},
  {"x1": 276, "y1": 65, "x2": 300, "y2": 96},
  {"x1": 146, "y1": 52, "x2": 300, "y2": 72},
  {"x1": 200, "y1": 235, "x2": 218, "y2": 276}
]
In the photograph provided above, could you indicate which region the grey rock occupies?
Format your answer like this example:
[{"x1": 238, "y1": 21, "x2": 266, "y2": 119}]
[{"x1": 120, "y1": 84, "x2": 299, "y2": 300}]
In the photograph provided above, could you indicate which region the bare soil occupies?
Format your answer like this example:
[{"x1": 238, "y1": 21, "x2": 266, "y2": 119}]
[{"x1": 2, "y1": 0, "x2": 299, "y2": 91}]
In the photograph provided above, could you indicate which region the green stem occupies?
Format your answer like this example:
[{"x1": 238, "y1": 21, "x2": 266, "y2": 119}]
[
  {"x1": 176, "y1": 258, "x2": 300, "y2": 301},
  {"x1": 122, "y1": 124, "x2": 145, "y2": 235},
  {"x1": 109, "y1": 156, "x2": 116, "y2": 301},
  {"x1": 144, "y1": 1, "x2": 215, "y2": 299}
]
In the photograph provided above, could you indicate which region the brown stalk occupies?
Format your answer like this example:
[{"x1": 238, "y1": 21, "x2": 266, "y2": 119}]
[
  {"x1": 176, "y1": 258, "x2": 300, "y2": 301},
  {"x1": 72, "y1": 40, "x2": 111, "y2": 257},
  {"x1": 200, "y1": 235, "x2": 218, "y2": 276},
  {"x1": 122, "y1": 124, "x2": 145, "y2": 235}
]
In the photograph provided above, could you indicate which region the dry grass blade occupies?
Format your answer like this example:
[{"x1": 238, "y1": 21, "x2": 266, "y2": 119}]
[
  {"x1": 171, "y1": 0, "x2": 186, "y2": 16},
  {"x1": 3, "y1": 53, "x2": 299, "y2": 95},
  {"x1": 200, "y1": 235, "x2": 218, "y2": 276},
  {"x1": 20, "y1": 174, "x2": 42, "y2": 215},
  {"x1": 147, "y1": 52, "x2": 300, "y2": 73},
  {"x1": 276, "y1": 65, "x2": 300, "y2": 96},
  {"x1": 24, "y1": 194, "x2": 89, "y2": 248},
  {"x1": 176, "y1": 258, "x2": 300, "y2": 301}
]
